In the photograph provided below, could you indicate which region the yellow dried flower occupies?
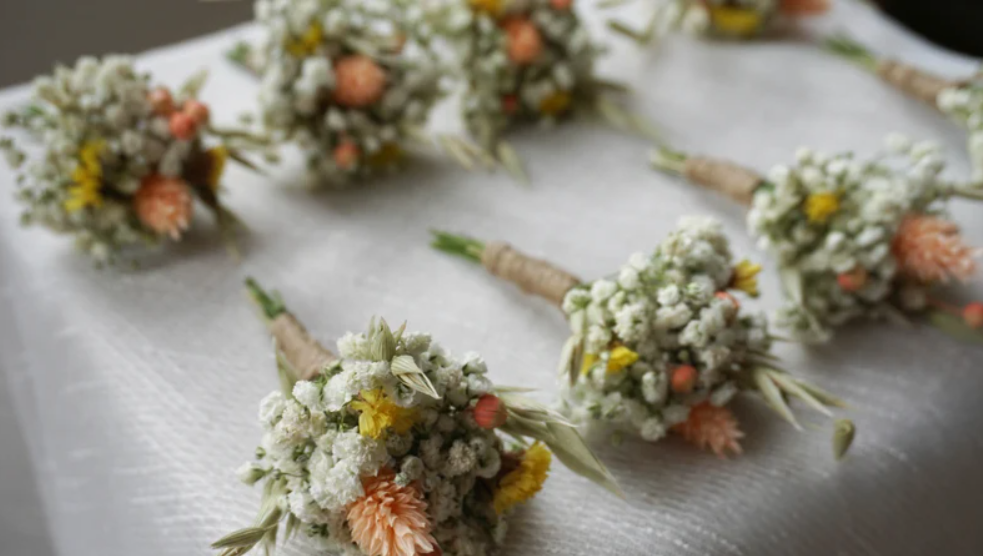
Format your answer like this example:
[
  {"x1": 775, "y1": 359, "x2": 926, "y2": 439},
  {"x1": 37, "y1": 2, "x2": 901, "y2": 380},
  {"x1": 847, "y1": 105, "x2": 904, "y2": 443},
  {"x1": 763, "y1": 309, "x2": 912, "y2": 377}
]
[
  {"x1": 606, "y1": 346, "x2": 638, "y2": 374},
  {"x1": 580, "y1": 352, "x2": 599, "y2": 377},
  {"x1": 64, "y1": 139, "x2": 106, "y2": 212},
  {"x1": 367, "y1": 143, "x2": 404, "y2": 168},
  {"x1": 493, "y1": 442, "x2": 551, "y2": 514},
  {"x1": 205, "y1": 145, "x2": 228, "y2": 190},
  {"x1": 539, "y1": 92, "x2": 572, "y2": 116},
  {"x1": 731, "y1": 260, "x2": 762, "y2": 297},
  {"x1": 349, "y1": 388, "x2": 416, "y2": 440},
  {"x1": 709, "y1": 6, "x2": 765, "y2": 37},
  {"x1": 285, "y1": 22, "x2": 324, "y2": 57},
  {"x1": 804, "y1": 192, "x2": 840, "y2": 224},
  {"x1": 469, "y1": 0, "x2": 503, "y2": 15}
]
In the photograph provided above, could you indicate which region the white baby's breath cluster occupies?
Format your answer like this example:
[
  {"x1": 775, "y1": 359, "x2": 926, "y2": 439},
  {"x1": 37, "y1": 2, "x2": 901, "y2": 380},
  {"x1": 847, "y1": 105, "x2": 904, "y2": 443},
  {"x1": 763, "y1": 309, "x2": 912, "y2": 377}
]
[
  {"x1": 435, "y1": 0, "x2": 601, "y2": 150},
  {"x1": 747, "y1": 136, "x2": 956, "y2": 342},
  {"x1": 937, "y1": 82, "x2": 983, "y2": 183},
  {"x1": 650, "y1": 0, "x2": 779, "y2": 38},
  {"x1": 242, "y1": 321, "x2": 516, "y2": 556},
  {"x1": 559, "y1": 217, "x2": 770, "y2": 442},
  {"x1": 0, "y1": 56, "x2": 231, "y2": 263},
  {"x1": 253, "y1": 0, "x2": 444, "y2": 185}
]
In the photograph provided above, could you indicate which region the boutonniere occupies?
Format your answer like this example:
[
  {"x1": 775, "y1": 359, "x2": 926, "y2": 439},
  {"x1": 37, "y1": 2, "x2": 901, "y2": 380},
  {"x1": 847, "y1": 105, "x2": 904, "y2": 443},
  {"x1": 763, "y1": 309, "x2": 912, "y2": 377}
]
[
  {"x1": 213, "y1": 279, "x2": 620, "y2": 556},
  {"x1": 0, "y1": 56, "x2": 267, "y2": 264},
  {"x1": 432, "y1": 218, "x2": 853, "y2": 458},
  {"x1": 652, "y1": 136, "x2": 983, "y2": 343},
  {"x1": 228, "y1": 0, "x2": 447, "y2": 186},
  {"x1": 826, "y1": 34, "x2": 983, "y2": 185}
]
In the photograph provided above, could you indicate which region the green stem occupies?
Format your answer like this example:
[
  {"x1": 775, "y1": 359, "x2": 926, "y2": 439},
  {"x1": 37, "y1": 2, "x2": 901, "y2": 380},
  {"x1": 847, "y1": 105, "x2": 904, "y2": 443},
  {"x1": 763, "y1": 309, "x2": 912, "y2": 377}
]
[
  {"x1": 649, "y1": 145, "x2": 690, "y2": 176},
  {"x1": 823, "y1": 34, "x2": 879, "y2": 73},
  {"x1": 245, "y1": 277, "x2": 287, "y2": 322},
  {"x1": 430, "y1": 231, "x2": 486, "y2": 264}
]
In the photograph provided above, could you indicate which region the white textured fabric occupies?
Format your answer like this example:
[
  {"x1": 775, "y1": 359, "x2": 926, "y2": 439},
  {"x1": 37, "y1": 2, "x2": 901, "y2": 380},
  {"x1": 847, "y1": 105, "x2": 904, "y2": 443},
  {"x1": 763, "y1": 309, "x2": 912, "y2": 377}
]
[{"x1": 2, "y1": 3, "x2": 982, "y2": 555}]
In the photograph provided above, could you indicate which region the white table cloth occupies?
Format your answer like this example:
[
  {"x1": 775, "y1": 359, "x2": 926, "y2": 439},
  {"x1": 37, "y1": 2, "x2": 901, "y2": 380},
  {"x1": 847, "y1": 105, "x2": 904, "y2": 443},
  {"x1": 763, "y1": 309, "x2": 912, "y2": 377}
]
[{"x1": 2, "y1": 3, "x2": 982, "y2": 555}]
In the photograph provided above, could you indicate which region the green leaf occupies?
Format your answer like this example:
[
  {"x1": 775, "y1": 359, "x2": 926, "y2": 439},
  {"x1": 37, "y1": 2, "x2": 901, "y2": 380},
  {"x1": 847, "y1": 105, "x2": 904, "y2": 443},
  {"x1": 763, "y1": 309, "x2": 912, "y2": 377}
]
[
  {"x1": 499, "y1": 391, "x2": 575, "y2": 427},
  {"x1": 368, "y1": 318, "x2": 397, "y2": 362},
  {"x1": 391, "y1": 355, "x2": 441, "y2": 399},
  {"x1": 752, "y1": 367, "x2": 801, "y2": 430},
  {"x1": 179, "y1": 68, "x2": 210, "y2": 99},
  {"x1": 767, "y1": 371, "x2": 834, "y2": 418},
  {"x1": 211, "y1": 527, "x2": 267, "y2": 549},
  {"x1": 283, "y1": 512, "x2": 299, "y2": 542},
  {"x1": 438, "y1": 135, "x2": 475, "y2": 170},
  {"x1": 928, "y1": 310, "x2": 983, "y2": 344},
  {"x1": 275, "y1": 348, "x2": 299, "y2": 398},
  {"x1": 544, "y1": 421, "x2": 623, "y2": 498},
  {"x1": 227, "y1": 149, "x2": 267, "y2": 175},
  {"x1": 496, "y1": 141, "x2": 528, "y2": 185},
  {"x1": 832, "y1": 419, "x2": 856, "y2": 461},
  {"x1": 779, "y1": 267, "x2": 804, "y2": 305}
]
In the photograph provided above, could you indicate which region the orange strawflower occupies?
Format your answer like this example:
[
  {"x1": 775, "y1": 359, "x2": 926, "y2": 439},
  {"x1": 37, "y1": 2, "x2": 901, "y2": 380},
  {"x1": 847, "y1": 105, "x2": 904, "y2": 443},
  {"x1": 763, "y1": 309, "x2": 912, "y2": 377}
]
[
  {"x1": 892, "y1": 215, "x2": 977, "y2": 284},
  {"x1": 503, "y1": 18, "x2": 543, "y2": 65},
  {"x1": 333, "y1": 55, "x2": 387, "y2": 108},
  {"x1": 133, "y1": 175, "x2": 194, "y2": 240},
  {"x1": 779, "y1": 0, "x2": 830, "y2": 16},
  {"x1": 673, "y1": 402, "x2": 743, "y2": 458},
  {"x1": 347, "y1": 471, "x2": 438, "y2": 556}
]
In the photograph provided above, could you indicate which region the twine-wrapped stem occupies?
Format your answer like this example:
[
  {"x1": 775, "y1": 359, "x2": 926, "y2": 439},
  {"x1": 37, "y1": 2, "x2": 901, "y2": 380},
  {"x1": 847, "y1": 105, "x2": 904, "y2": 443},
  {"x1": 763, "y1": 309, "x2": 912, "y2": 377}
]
[
  {"x1": 651, "y1": 147, "x2": 762, "y2": 207},
  {"x1": 245, "y1": 278, "x2": 336, "y2": 382},
  {"x1": 875, "y1": 59, "x2": 954, "y2": 108},
  {"x1": 431, "y1": 232, "x2": 580, "y2": 308}
]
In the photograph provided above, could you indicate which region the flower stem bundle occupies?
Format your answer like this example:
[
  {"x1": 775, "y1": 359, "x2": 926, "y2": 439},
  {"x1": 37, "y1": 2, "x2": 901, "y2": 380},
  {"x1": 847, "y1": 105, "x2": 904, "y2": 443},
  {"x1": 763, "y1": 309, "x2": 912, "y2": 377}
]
[
  {"x1": 825, "y1": 34, "x2": 983, "y2": 183},
  {"x1": 216, "y1": 279, "x2": 620, "y2": 556},
  {"x1": 432, "y1": 218, "x2": 852, "y2": 458},
  {"x1": 0, "y1": 56, "x2": 266, "y2": 264},
  {"x1": 651, "y1": 137, "x2": 983, "y2": 344}
]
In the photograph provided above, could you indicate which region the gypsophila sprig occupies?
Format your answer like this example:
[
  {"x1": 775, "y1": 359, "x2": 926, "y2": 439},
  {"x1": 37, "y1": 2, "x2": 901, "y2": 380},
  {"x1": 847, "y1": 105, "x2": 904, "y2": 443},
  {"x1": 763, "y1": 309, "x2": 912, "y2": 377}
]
[
  {"x1": 748, "y1": 137, "x2": 981, "y2": 343},
  {"x1": 215, "y1": 280, "x2": 619, "y2": 556},
  {"x1": 241, "y1": 0, "x2": 446, "y2": 186},
  {"x1": 938, "y1": 79, "x2": 983, "y2": 184},
  {"x1": 422, "y1": 0, "x2": 654, "y2": 181},
  {"x1": 0, "y1": 56, "x2": 263, "y2": 264},
  {"x1": 432, "y1": 218, "x2": 853, "y2": 459},
  {"x1": 605, "y1": 0, "x2": 828, "y2": 43}
]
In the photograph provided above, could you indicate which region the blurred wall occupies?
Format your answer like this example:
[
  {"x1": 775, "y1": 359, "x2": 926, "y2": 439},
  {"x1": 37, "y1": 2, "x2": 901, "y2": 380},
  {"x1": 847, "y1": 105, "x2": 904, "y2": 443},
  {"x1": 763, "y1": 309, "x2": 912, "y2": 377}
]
[{"x1": 0, "y1": 0, "x2": 252, "y2": 87}]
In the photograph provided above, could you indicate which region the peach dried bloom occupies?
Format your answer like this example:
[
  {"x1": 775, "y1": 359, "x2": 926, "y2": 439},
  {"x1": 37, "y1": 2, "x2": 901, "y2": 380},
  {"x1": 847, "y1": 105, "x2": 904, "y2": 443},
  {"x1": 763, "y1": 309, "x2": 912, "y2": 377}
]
[
  {"x1": 963, "y1": 302, "x2": 983, "y2": 329},
  {"x1": 503, "y1": 18, "x2": 543, "y2": 65},
  {"x1": 333, "y1": 55, "x2": 387, "y2": 108},
  {"x1": 779, "y1": 0, "x2": 830, "y2": 16},
  {"x1": 133, "y1": 175, "x2": 194, "y2": 240},
  {"x1": 892, "y1": 215, "x2": 977, "y2": 284},
  {"x1": 673, "y1": 402, "x2": 743, "y2": 458},
  {"x1": 334, "y1": 141, "x2": 361, "y2": 170},
  {"x1": 182, "y1": 100, "x2": 210, "y2": 125},
  {"x1": 169, "y1": 112, "x2": 198, "y2": 140},
  {"x1": 348, "y1": 471, "x2": 437, "y2": 556}
]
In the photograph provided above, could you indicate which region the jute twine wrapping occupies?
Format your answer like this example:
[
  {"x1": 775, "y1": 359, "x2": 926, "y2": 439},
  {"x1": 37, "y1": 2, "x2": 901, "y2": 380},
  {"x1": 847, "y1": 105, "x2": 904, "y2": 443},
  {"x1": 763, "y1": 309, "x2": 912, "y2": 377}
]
[
  {"x1": 270, "y1": 313, "x2": 337, "y2": 382},
  {"x1": 876, "y1": 60, "x2": 953, "y2": 107},
  {"x1": 481, "y1": 242, "x2": 581, "y2": 308},
  {"x1": 682, "y1": 157, "x2": 762, "y2": 206}
]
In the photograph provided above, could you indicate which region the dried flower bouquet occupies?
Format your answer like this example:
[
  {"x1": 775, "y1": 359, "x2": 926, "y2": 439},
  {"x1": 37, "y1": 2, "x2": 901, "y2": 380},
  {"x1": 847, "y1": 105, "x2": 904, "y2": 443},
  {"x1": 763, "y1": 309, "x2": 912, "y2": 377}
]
[
  {"x1": 228, "y1": 0, "x2": 447, "y2": 186},
  {"x1": 432, "y1": 218, "x2": 853, "y2": 458},
  {"x1": 424, "y1": 0, "x2": 658, "y2": 182},
  {"x1": 652, "y1": 137, "x2": 983, "y2": 344},
  {"x1": 605, "y1": 0, "x2": 829, "y2": 44},
  {"x1": 213, "y1": 279, "x2": 619, "y2": 556},
  {"x1": 0, "y1": 56, "x2": 265, "y2": 264},
  {"x1": 825, "y1": 34, "x2": 983, "y2": 185}
]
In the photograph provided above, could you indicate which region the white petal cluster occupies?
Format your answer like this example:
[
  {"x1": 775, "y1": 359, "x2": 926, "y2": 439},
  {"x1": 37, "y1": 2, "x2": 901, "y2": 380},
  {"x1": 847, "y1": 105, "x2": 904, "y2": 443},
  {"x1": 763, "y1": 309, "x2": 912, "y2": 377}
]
[
  {"x1": 937, "y1": 83, "x2": 983, "y2": 182},
  {"x1": 253, "y1": 0, "x2": 444, "y2": 185},
  {"x1": 658, "y1": 0, "x2": 779, "y2": 38},
  {"x1": 442, "y1": 0, "x2": 601, "y2": 150},
  {"x1": 747, "y1": 137, "x2": 956, "y2": 342},
  {"x1": 560, "y1": 217, "x2": 770, "y2": 442},
  {"x1": 0, "y1": 56, "x2": 221, "y2": 262},
  {"x1": 243, "y1": 324, "x2": 513, "y2": 556}
]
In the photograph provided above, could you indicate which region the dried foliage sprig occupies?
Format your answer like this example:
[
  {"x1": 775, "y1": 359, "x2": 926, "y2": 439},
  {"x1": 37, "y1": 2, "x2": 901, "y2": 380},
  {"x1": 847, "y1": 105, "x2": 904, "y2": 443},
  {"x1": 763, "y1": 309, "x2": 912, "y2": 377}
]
[
  {"x1": 652, "y1": 136, "x2": 983, "y2": 344},
  {"x1": 216, "y1": 279, "x2": 620, "y2": 556},
  {"x1": 432, "y1": 219, "x2": 854, "y2": 459},
  {"x1": 0, "y1": 56, "x2": 268, "y2": 264},
  {"x1": 604, "y1": 0, "x2": 830, "y2": 44},
  {"x1": 825, "y1": 33, "x2": 983, "y2": 185}
]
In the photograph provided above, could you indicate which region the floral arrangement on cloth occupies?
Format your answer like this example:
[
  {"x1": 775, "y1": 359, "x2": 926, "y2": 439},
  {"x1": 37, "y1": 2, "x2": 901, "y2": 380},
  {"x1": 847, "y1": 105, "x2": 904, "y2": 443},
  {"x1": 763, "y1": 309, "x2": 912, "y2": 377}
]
[
  {"x1": 605, "y1": 0, "x2": 829, "y2": 43},
  {"x1": 0, "y1": 56, "x2": 265, "y2": 264},
  {"x1": 825, "y1": 34, "x2": 983, "y2": 185},
  {"x1": 423, "y1": 0, "x2": 657, "y2": 181},
  {"x1": 432, "y1": 218, "x2": 854, "y2": 458},
  {"x1": 228, "y1": 0, "x2": 446, "y2": 186},
  {"x1": 651, "y1": 136, "x2": 983, "y2": 344},
  {"x1": 213, "y1": 279, "x2": 619, "y2": 556}
]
